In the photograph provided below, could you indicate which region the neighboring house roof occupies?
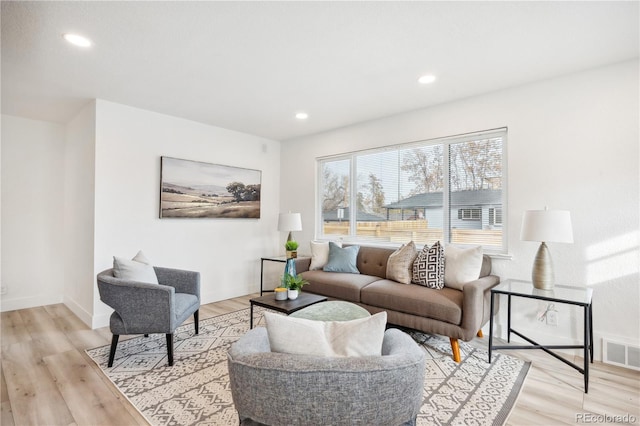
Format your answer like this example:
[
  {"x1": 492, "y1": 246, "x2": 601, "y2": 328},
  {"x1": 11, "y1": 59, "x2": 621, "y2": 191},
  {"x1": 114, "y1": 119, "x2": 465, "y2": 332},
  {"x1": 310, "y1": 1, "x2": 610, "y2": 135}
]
[
  {"x1": 384, "y1": 189, "x2": 502, "y2": 209},
  {"x1": 322, "y1": 207, "x2": 387, "y2": 222}
]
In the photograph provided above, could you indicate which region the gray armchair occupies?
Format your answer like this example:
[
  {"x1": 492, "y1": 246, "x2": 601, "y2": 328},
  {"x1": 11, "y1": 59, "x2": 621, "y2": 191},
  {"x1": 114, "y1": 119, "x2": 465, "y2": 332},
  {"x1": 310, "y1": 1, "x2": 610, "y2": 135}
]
[
  {"x1": 97, "y1": 266, "x2": 200, "y2": 367},
  {"x1": 227, "y1": 327, "x2": 426, "y2": 426}
]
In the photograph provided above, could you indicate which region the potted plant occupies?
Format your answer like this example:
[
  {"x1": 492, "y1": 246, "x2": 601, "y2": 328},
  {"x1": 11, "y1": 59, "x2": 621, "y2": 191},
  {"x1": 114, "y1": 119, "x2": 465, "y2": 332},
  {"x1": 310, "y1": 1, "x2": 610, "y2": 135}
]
[
  {"x1": 285, "y1": 240, "x2": 299, "y2": 259},
  {"x1": 282, "y1": 273, "x2": 308, "y2": 300}
]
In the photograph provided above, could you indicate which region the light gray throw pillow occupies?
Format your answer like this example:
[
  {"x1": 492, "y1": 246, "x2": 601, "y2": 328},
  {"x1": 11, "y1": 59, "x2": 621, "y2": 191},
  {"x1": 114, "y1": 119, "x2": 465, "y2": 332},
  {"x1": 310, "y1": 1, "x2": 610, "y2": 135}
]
[
  {"x1": 113, "y1": 250, "x2": 159, "y2": 284},
  {"x1": 264, "y1": 311, "x2": 387, "y2": 357}
]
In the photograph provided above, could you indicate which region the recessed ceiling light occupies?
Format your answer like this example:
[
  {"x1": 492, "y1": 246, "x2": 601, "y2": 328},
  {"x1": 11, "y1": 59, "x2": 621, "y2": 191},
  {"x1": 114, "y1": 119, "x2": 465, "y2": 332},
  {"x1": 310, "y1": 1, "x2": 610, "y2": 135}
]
[
  {"x1": 295, "y1": 112, "x2": 309, "y2": 120},
  {"x1": 63, "y1": 33, "x2": 92, "y2": 48},
  {"x1": 418, "y1": 74, "x2": 436, "y2": 85}
]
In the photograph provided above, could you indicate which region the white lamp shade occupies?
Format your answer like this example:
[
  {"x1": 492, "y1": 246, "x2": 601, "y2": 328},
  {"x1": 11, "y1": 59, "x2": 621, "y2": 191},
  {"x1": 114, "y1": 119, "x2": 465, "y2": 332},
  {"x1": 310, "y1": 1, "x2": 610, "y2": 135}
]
[
  {"x1": 277, "y1": 212, "x2": 302, "y2": 232},
  {"x1": 520, "y1": 209, "x2": 573, "y2": 243}
]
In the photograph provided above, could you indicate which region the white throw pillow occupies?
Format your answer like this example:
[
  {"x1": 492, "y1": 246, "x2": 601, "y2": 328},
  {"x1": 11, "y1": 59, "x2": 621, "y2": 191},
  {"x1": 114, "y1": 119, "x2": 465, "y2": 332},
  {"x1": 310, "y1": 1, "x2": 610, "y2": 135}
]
[
  {"x1": 113, "y1": 250, "x2": 159, "y2": 284},
  {"x1": 309, "y1": 241, "x2": 342, "y2": 270},
  {"x1": 443, "y1": 245, "x2": 483, "y2": 290},
  {"x1": 132, "y1": 250, "x2": 152, "y2": 265},
  {"x1": 264, "y1": 311, "x2": 387, "y2": 357}
]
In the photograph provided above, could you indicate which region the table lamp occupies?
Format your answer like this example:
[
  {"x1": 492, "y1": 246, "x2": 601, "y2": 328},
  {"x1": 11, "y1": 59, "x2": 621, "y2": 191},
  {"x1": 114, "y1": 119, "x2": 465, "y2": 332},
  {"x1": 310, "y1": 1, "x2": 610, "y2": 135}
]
[
  {"x1": 277, "y1": 212, "x2": 302, "y2": 243},
  {"x1": 520, "y1": 207, "x2": 573, "y2": 290}
]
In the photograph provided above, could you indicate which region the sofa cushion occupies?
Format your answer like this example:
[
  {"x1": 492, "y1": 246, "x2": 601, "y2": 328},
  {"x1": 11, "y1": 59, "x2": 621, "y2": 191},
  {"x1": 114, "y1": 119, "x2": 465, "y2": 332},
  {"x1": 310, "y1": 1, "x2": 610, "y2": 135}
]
[
  {"x1": 361, "y1": 279, "x2": 463, "y2": 325},
  {"x1": 350, "y1": 245, "x2": 396, "y2": 278},
  {"x1": 444, "y1": 245, "x2": 483, "y2": 290},
  {"x1": 300, "y1": 270, "x2": 380, "y2": 303},
  {"x1": 264, "y1": 311, "x2": 387, "y2": 357},
  {"x1": 386, "y1": 242, "x2": 418, "y2": 284},
  {"x1": 323, "y1": 243, "x2": 360, "y2": 273}
]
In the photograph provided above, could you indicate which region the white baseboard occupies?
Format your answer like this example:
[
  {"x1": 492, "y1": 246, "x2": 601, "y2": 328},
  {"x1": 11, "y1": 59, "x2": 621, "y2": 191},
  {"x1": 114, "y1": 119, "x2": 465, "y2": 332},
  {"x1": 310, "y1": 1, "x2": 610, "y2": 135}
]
[
  {"x1": 0, "y1": 293, "x2": 63, "y2": 312},
  {"x1": 62, "y1": 296, "x2": 93, "y2": 327},
  {"x1": 91, "y1": 312, "x2": 111, "y2": 329}
]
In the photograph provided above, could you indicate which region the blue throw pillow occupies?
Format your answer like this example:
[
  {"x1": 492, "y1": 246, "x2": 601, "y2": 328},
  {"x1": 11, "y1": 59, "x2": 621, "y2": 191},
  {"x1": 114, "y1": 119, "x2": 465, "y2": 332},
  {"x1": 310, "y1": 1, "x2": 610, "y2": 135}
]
[{"x1": 323, "y1": 243, "x2": 360, "y2": 273}]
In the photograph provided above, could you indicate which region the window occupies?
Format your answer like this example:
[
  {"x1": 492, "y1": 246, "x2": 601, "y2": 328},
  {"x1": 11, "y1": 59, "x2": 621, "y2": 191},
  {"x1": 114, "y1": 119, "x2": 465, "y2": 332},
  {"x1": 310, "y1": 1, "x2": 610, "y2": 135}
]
[
  {"x1": 318, "y1": 128, "x2": 507, "y2": 252},
  {"x1": 458, "y1": 208, "x2": 481, "y2": 221},
  {"x1": 489, "y1": 208, "x2": 503, "y2": 226}
]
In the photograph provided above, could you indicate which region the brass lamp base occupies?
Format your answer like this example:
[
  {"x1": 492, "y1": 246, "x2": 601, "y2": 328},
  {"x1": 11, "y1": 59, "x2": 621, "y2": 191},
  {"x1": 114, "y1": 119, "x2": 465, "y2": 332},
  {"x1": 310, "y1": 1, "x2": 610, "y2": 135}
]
[{"x1": 532, "y1": 242, "x2": 554, "y2": 290}]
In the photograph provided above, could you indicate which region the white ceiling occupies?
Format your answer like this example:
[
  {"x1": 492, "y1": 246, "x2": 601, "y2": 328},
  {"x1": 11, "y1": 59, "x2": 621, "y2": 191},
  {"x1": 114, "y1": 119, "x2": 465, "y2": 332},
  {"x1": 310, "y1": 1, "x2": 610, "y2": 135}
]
[{"x1": 2, "y1": 1, "x2": 638, "y2": 141}]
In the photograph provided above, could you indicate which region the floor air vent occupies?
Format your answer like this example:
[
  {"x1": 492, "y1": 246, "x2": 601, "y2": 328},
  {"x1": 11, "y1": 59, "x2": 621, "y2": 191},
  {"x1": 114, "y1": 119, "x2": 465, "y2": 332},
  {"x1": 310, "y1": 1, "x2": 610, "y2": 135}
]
[{"x1": 603, "y1": 338, "x2": 640, "y2": 371}]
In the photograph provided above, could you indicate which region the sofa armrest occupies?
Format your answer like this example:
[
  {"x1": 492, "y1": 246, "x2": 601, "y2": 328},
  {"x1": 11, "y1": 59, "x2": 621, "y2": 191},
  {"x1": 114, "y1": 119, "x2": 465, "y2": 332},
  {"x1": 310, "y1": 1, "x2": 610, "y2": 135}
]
[
  {"x1": 460, "y1": 275, "x2": 500, "y2": 339},
  {"x1": 295, "y1": 257, "x2": 311, "y2": 273}
]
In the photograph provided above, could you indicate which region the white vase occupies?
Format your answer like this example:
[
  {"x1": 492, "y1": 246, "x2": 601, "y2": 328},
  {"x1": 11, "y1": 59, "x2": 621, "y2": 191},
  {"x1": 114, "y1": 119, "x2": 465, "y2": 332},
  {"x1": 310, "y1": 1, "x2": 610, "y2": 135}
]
[{"x1": 287, "y1": 289, "x2": 299, "y2": 300}]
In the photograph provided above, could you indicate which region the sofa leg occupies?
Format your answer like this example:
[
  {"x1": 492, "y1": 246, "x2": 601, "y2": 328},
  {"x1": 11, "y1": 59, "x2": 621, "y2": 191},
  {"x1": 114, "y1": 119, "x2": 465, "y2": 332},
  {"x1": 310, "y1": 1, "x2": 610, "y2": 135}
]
[
  {"x1": 450, "y1": 338, "x2": 461, "y2": 363},
  {"x1": 477, "y1": 330, "x2": 483, "y2": 338}
]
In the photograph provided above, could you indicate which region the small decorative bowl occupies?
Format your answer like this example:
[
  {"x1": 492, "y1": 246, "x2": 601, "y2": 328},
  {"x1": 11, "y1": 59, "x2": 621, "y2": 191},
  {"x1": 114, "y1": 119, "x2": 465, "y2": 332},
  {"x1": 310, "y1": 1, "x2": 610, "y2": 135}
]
[{"x1": 274, "y1": 287, "x2": 288, "y2": 301}]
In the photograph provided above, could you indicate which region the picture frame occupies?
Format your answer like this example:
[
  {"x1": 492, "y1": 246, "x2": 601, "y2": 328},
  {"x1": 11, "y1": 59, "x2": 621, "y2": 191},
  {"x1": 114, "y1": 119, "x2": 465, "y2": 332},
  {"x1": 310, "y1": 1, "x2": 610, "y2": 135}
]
[{"x1": 160, "y1": 156, "x2": 261, "y2": 219}]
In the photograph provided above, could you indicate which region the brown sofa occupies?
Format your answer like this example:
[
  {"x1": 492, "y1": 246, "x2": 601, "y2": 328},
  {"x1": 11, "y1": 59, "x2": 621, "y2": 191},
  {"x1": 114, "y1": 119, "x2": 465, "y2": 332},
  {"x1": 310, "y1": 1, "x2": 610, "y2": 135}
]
[{"x1": 296, "y1": 245, "x2": 500, "y2": 362}]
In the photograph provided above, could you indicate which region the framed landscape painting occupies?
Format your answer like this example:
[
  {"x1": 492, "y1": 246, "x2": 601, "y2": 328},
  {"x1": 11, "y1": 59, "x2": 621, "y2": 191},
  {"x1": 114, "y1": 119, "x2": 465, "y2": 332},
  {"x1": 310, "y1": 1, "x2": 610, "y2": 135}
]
[{"x1": 160, "y1": 156, "x2": 261, "y2": 219}]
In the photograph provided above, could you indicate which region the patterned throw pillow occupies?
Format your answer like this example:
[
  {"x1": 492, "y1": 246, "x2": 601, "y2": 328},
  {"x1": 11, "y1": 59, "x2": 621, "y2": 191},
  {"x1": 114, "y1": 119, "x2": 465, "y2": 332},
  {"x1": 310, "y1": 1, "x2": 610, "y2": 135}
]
[
  {"x1": 412, "y1": 241, "x2": 444, "y2": 289},
  {"x1": 386, "y1": 241, "x2": 418, "y2": 284}
]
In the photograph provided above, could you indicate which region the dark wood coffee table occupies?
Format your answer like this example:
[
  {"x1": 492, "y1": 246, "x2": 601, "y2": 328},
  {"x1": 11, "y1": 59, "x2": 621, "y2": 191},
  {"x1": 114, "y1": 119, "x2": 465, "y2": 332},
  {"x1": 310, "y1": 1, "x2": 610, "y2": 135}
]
[{"x1": 249, "y1": 293, "x2": 328, "y2": 328}]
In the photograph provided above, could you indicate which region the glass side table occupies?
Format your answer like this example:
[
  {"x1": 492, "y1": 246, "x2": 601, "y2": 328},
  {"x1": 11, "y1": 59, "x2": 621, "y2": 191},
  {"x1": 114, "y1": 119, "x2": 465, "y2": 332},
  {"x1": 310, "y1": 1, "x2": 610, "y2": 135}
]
[
  {"x1": 260, "y1": 256, "x2": 310, "y2": 295},
  {"x1": 488, "y1": 279, "x2": 594, "y2": 392},
  {"x1": 260, "y1": 256, "x2": 287, "y2": 295}
]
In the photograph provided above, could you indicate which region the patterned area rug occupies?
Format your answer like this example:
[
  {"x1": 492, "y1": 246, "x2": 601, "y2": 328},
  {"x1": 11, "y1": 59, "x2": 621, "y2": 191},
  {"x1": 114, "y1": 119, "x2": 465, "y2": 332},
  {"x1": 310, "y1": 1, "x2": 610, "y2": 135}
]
[{"x1": 86, "y1": 308, "x2": 529, "y2": 426}]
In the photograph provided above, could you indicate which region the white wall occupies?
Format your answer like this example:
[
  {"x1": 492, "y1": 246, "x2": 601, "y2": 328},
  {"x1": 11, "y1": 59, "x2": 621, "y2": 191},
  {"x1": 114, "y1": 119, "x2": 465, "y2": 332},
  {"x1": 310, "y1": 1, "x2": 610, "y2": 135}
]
[
  {"x1": 281, "y1": 60, "x2": 640, "y2": 360},
  {"x1": 91, "y1": 100, "x2": 281, "y2": 327},
  {"x1": 1, "y1": 101, "x2": 281, "y2": 329},
  {"x1": 63, "y1": 102, "x2": 97, "y2": 325},
  {"x1": 1, "y1": 115, "x2": 66, "y2": 311}
]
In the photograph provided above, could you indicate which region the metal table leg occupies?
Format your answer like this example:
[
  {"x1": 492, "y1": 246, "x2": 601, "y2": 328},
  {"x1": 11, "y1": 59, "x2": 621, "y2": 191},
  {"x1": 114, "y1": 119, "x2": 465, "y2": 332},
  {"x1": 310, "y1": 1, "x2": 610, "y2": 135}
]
[
  {"x1": 488, "y1": 291, "x2": 495, "y2": 363},
  {"x1": 507, "y1": 294, "x2": 512, "y2": 343},
  {"x1": 584, "y1": 305, "x2": 590, "y2": 393}
]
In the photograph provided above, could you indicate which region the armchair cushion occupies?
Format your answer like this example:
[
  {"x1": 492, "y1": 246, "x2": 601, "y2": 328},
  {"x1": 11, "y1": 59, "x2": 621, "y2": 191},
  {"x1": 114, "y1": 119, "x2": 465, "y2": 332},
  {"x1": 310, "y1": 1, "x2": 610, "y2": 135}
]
[{"x1": 264, "y1": 311, "x2": 387, "y2": 357}]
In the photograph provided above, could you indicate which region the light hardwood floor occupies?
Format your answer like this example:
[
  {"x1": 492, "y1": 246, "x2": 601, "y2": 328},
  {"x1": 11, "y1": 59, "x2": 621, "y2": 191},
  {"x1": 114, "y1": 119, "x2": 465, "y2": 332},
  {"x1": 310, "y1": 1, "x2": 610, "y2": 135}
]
[{"x1": 1, "y1": 294, "x2": 639, "y2": 426}]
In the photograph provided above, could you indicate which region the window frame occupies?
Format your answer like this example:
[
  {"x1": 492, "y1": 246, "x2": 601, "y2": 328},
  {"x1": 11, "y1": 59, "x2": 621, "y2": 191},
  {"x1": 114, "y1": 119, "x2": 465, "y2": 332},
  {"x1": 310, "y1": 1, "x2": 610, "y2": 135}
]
[{"x1": 316, "y1": 128, "x2": 508, "y2": 254}]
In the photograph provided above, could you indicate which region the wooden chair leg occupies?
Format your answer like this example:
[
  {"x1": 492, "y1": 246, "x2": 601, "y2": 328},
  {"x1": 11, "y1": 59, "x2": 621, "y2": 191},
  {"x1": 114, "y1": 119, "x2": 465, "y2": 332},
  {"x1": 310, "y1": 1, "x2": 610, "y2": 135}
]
[
  {"x1": 194, "y1": 310, "x2": 199, "y2": 335},
  {"x1": 477, "y1": 330, "x2": 483, "y2": 338},
  {"x1": 450, "y1": 338, "x2": 461, "y2": 363},
  {"x1": 166, "y1": 333, "x2": 174, "y2": 366},
  {"x1": 108, "y1": 335, "x2": 119, "y2": 368}
]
